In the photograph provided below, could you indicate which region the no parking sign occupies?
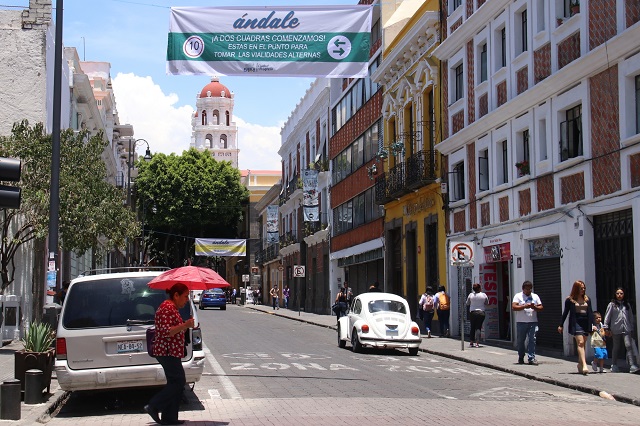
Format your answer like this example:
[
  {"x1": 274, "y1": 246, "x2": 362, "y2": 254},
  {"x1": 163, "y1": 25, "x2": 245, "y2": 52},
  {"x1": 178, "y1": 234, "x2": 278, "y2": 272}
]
[
  {"x1": 450, "y1": 242, "x2": 474, "y2": 266},
  {"x1": 293, "y1": 265, "x2": 305, "y2": 278}
]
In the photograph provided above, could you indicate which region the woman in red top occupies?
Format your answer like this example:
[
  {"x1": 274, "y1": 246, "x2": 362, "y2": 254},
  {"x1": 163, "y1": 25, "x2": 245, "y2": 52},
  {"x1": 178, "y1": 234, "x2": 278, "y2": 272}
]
[{"x1": 145, "y1": 283, "x2": 194, "y2": 425}]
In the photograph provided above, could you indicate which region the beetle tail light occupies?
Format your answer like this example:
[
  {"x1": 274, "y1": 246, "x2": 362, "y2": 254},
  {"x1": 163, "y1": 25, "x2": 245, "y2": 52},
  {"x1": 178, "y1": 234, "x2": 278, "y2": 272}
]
[
  {"x1": 361, "y1": 324, "x2": 370, "y2": 333},
  {"x1": 411, "y1": 326, "x2": 420, "y2": 335},
  {"x1": 56, "y1": 337, "x2": 67, "y2": 359}
]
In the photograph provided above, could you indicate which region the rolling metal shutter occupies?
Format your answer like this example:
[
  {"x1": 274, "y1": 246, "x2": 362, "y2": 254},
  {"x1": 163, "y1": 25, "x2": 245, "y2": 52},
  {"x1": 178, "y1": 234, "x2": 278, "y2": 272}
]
[{"x1": 532, "y1": 258, "x2": 563, "y2": 350}]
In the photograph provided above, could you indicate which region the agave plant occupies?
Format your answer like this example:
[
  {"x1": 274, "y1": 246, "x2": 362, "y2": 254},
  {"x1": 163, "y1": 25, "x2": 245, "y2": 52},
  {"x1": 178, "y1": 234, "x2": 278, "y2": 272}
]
[{"x1": 21, "y1": 322, "x2": 55, "y2": 352}]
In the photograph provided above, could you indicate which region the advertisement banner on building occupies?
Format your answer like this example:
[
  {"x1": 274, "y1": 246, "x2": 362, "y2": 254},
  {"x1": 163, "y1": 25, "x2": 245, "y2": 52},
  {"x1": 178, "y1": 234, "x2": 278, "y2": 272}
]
[
  {"x1": 266, "y1": 205, "x2": 279, "y2": 244},
  {"x1": 167, "y1": 6, "x2": 372, "y2": 77},
  {"x1": 480, "y1": 263, "x2": 500, "y2": 339},
  {"x1": 302, "y1": 169, "x2": 319, "y2": 222},
  {"x1": 195, "y1": 238, "x2": 246, "y2": 256}
]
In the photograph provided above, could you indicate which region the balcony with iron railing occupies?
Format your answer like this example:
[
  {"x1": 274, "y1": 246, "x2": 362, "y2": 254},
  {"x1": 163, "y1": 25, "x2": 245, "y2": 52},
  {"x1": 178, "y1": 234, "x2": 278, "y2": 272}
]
[
  {"x1": 405, "y1": 149, "x2": 438, "y2": 190},
  {"x1": 257, "y1": 242, "x2": 280, "y2": 264},
  {"x1": 303, "y1": 212, "x2": 329, "y2": 237},
  {"x1": 279, "y1": 172, "x2": 301, "y2": 206},
  {"x1": 279, "y1": 229, "x2": 299, "y2": 249}
]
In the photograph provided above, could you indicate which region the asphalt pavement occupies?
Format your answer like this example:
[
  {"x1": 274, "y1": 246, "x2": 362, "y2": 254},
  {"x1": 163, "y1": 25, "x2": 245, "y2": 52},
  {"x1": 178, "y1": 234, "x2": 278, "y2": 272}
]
[{"x1": 1, "y1": 302, "x2": 639, "y2": 425}]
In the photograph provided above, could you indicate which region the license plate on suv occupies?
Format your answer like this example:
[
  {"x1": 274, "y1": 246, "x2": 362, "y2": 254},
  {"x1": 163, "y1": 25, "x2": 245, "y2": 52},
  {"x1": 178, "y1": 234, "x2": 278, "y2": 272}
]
[{"x1": 117, "y1": 340, "x2": 143, "y2": 353}]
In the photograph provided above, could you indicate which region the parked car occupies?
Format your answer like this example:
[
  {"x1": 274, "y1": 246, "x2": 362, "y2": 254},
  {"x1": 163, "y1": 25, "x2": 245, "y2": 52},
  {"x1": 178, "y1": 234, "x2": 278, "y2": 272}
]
[
  {"x1": 191, "y1": 290, "x2": 204, "y2": 305},
  {"x1": 338, "y1": 292, "x2": 421, "y2": 355},
  {"x1": 55, "y1": 268, "x2": 205, "y2": 391},
  {"x1": 199, "y1": 288, "x2": 227, "y2": 310}
]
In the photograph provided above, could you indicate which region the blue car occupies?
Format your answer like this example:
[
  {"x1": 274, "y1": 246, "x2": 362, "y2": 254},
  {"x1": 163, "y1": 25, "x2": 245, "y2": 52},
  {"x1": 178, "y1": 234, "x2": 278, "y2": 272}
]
[{"x1": 199, "y1": 288, "x2": 227, "y2": 310}]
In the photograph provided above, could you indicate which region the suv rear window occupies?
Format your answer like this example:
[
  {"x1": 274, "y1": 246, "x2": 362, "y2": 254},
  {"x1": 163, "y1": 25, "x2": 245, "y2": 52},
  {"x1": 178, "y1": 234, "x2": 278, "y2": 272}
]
[{"x1": 62, "y1": 277, "x2": 192, "y2": 329}]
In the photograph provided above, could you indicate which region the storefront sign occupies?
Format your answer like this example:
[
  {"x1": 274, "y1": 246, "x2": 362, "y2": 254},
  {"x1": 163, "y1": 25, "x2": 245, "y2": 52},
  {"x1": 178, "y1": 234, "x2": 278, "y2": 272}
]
[
  {"x1": 480, "y1": 263, "x2": 499, "y2": 339},
  {"x1": 483, "y1": 242, "x2": 511, "y2": 263},
  {"x1": 529, "y1": 236, "x2": 560, "y2": 259},
  {"x1": 403, "y1": 196, "x2": 435, "y2": 216}
]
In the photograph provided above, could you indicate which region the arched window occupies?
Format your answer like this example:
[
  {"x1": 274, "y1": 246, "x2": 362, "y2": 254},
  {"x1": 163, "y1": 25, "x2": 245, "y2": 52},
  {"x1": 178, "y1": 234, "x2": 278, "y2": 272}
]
[
  {"x1": 206, "y1": 134, "x2": 213, "y2": 149},
  {"x1": 225, "y1": 111, "x2": 230, "y2": 126},
  {"x1": 201, "y1": 110, "x2": 207, "y2": 126},
  {"x1": 221, "y1": 134, "x2": 228, "y2": 149},
  {"x1": 213, "y1": 110, "x2": 220, "y2": 125}
]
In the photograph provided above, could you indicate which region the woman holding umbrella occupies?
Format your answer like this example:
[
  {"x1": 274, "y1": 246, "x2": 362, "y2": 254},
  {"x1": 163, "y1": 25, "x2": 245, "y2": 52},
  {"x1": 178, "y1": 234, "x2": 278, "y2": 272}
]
[{"x1": 145, "y1": 282, "x2": 194, "y2": 425}]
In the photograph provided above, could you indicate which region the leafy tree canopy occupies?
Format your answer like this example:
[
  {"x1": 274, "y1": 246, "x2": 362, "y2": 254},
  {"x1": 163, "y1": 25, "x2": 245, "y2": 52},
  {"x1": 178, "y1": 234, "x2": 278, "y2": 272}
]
[
  {"x1": 0, "y1": 121, "x2": 138, "y2": 292},
  {"x1": 135, "y1": 148, "x2": 249, "y2": 266}
]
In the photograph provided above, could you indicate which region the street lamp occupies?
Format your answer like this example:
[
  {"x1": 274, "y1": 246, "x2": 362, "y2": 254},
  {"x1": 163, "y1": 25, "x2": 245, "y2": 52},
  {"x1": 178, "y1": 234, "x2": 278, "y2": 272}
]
[{"x1": 126, "y1": 138, "x2": 152, "y2": 265}]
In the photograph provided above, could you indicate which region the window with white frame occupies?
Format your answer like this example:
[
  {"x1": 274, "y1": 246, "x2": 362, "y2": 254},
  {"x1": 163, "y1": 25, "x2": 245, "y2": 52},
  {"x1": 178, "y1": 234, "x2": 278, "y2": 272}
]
[
  {"x1": 517, "y1": 8, "x2": 528, "y2": 55},
  {"x1": 536, "y1": 0, "x2": 546, "y2": 32},
  {"x1": 516, "y1": 129, "x2": 530, "y2": 176},
  {"x1": 479, "y1": 42, "x2": 488, "y2": 83},
  {"x1": 497, "y1": 140, "x2": 509, "y2": 185},
  {"x1": 636, "y1": 75, "x2": 640, "y2": 134},
  {"x1": 478, "y1": 148, "x2": 489, "y2": 191},
  {"x1": 538, "y1": 118, "x2": 548, "y2": 160},
  {"x1": 499, "y1": 27, "x2": 507, "y2": 68},
  {"x1": 450, "y1": 161, "x2": 466, "y2": 202},
  {"x1": 451, "y1": 0, "x2": 462, "y2": 14},
  {"x1": 455, "y1": 63, "x2": 464, "y2": 102},
  {"x1": 560, "y1": 105, "x2": 583, "y2": 161}
]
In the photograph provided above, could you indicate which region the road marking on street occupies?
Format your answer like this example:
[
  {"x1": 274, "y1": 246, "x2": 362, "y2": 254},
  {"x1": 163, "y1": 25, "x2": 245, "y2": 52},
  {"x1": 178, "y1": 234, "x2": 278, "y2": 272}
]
[
  {"x1": 203, "y1": 344, "x2": 242, "y2": 400},
  {"x1": 208, "y1": 388, "x2": 222, "y2": 400}
]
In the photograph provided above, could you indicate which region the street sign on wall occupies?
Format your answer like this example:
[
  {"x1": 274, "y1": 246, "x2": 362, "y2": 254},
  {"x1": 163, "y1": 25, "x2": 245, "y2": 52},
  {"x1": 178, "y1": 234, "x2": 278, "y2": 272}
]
[
  {"x1": 293, "y1": 265, "x2": 305, "y2": 277},
  {"x1": 450, "y1": 242, "x2": 475, "y2": 266}
]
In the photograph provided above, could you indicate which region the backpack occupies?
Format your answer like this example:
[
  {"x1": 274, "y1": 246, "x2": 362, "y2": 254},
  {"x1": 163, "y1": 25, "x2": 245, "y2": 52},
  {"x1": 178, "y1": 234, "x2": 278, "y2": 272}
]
[
  {"x1": 438, "y1": 293, "x2": 450, "y2": 310},
  {"x1": 422, "y1": 294, "x2": 434, "y2": 311}
]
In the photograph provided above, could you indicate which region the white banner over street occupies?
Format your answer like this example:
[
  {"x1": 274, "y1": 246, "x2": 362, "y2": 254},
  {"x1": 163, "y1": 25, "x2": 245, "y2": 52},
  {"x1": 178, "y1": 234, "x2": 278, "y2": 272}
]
[
  {"x1": 195, "y1": 238, "x2": 246, "y2": 257},
  {"x1": 167, "y1": 6, "x2": 372, "y2": 78}
]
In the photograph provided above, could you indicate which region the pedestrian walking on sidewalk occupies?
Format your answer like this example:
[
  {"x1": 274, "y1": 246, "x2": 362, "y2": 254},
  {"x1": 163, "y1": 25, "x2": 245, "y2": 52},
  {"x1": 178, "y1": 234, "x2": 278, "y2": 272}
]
[
  {"x1": 603, "y1": 287, "x2": 640, "y2": 373},
  {"x1": 558, "y1": 280, "x2": 595, "y2": 375},
  {"x1": 466, "y1": 283, "x2": 489, "y2": 347},
  {"x1": 512, "y1": 280, "x2": 543, "y2": 365},
  {"x1": 270, "y1": 285, "x2": 280, "y2": 310},
  {"x1": 434, "y1": 285, "x2": 451, "y2": 337},
  {"x1": 283, "y1": 285, "x2": 290, "y2": 308},
  {"x1": 590, "y1": 311, "x2": 608, "y2": 373},
  {"x1": 419, "y1": 286, "x2": 435, "y2": 338},
  {"x1": 145, "y1": 283, "x2": 194, "y2": 425}
]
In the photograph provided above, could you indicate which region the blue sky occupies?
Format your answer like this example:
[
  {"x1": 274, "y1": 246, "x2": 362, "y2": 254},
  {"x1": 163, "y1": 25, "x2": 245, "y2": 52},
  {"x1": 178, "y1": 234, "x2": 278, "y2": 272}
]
[{"x1": 10, "y1": 0, "x2": 356, "y2": 169}]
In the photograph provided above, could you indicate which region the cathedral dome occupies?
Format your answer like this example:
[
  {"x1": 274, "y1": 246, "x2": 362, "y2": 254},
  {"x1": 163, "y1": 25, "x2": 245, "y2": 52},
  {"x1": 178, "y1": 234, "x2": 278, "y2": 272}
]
[{"x1": 199, "y1": 77, "x2": 231, "y2": 98}]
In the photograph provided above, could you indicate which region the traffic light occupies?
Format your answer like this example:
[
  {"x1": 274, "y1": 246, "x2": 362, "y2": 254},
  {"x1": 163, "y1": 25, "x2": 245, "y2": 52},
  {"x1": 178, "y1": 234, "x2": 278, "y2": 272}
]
[{"x1": 0, "y1": 157, "x2": 21, "y2": 209}]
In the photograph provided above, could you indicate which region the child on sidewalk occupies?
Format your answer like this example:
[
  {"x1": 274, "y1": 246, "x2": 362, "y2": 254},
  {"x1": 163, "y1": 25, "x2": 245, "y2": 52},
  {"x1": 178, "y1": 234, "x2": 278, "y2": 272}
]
[{"x1": 591, "y1": 311, "x2": 608, "y2": 373}]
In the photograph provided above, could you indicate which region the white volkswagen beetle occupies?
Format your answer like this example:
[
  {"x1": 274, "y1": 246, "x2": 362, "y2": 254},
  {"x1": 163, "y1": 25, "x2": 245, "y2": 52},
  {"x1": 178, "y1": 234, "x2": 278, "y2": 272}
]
[{"x1": 337, "y1": 292, "x2": 422, "y2": 355}]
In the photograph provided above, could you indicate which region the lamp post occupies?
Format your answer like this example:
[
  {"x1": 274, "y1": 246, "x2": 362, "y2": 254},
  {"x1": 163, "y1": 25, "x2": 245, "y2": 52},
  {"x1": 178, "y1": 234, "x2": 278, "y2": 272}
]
[{"x1": 125, "y1": 138, "x2": 152, "y2": 265}]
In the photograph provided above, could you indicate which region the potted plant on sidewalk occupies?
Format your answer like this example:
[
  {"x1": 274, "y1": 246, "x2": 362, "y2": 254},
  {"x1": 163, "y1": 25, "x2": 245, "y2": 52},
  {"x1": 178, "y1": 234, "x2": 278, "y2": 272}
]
[{"x1": 14, "y1": 322, "x2": 56, "y2": 393}]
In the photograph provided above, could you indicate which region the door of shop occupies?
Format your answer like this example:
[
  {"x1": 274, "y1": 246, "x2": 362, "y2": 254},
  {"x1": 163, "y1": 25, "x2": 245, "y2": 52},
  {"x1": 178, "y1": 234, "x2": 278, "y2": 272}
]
[
  {"x1": 594, "y1": 209, "x2": 635, "y2": 315},
  {"x1": 532, "y1": 257, "x2": 562, "y2": 350}
]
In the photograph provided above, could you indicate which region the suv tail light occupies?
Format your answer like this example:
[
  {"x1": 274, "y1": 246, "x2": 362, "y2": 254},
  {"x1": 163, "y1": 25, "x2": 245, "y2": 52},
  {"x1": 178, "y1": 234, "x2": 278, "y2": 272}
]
[
  {"x1": 192, "y1": 327, "x2": 202, "y2": 351},
  {"x1": 56, "y1": 338, "x2": 67, "y2": 359}
]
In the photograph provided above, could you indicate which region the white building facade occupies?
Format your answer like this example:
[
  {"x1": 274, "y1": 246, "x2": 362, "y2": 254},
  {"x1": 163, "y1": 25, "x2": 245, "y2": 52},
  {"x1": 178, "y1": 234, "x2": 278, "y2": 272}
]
[{"x1": 433, "y1": 0, "x2": 640, "y2": 356}]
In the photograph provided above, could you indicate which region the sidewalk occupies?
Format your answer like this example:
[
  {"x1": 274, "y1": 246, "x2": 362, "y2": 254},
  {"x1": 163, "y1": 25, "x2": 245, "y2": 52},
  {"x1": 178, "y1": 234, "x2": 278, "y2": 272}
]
[
  {"x1": 0, "y1": 340, "x2": 67, "y2": 425},
  {"x1": 245, "y1": 303, "x2": 640, "y2": 407}
]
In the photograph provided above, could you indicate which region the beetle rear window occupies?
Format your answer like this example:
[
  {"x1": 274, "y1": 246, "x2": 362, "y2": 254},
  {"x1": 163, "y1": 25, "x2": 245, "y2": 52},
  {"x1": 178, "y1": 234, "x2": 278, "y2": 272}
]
[
  {"x1": 367, "y1": 300, "x2": 407, "y2": 314},
  {"x1": 62, "y1": 277, "x2": 192, "y2": 329}
]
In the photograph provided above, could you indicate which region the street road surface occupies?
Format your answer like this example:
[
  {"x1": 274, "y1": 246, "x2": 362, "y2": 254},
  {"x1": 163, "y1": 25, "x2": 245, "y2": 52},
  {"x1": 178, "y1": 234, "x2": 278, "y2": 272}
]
[{"x1": 48, "y1": 305, "x2": 640, "y2": 425}]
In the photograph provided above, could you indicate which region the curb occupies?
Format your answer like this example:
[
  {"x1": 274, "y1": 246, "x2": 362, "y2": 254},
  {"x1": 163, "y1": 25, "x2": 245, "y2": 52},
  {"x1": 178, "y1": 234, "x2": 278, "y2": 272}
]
[{"x1": 35, "y1": 390, "x2": 70, "y2": 424}]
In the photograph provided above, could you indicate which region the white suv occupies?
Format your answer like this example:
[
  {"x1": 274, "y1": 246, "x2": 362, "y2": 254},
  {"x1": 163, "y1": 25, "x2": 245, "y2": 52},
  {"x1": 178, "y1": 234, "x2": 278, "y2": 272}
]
[{"x1": 55, "y1": 269, "x2": 205, "y2": 391}]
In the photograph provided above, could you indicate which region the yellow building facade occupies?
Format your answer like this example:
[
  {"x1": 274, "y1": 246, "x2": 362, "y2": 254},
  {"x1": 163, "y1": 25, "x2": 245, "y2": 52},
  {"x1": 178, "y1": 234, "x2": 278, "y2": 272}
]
[{"x1": 373, "y1": 0, "x2": 445, "y2": 318}]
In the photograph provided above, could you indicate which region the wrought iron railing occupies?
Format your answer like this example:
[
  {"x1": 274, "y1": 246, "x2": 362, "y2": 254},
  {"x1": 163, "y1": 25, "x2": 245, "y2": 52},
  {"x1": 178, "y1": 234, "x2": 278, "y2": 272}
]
[{"x1": 406, "y1": 149, "x2": 437, "y2": 189}]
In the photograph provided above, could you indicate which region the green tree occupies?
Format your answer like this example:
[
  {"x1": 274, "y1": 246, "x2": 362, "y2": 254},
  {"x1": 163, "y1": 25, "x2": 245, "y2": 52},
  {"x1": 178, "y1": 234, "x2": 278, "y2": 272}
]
[
  {"x1": 135, "y1": 148, "x2": 249, "y2": 266},
  {"x1": 0, "y1": 121, "x2": 138, "y2": 302}
]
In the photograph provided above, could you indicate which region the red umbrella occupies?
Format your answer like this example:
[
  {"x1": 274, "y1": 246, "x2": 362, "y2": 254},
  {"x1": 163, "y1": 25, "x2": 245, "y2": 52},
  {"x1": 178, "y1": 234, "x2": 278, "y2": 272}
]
[{"x1": 147, "y1": 266, "x2": 230, "y2": 290}]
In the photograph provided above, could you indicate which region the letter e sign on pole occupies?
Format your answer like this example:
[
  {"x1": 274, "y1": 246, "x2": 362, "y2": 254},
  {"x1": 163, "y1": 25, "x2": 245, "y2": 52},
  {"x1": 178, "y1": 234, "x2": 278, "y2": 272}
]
[
  {"x1": 450, "y1": 242, "x2": 474, "y2": 266},
  {"x1": 293, "y1": 265, "x2": 305, "y2": 278}
]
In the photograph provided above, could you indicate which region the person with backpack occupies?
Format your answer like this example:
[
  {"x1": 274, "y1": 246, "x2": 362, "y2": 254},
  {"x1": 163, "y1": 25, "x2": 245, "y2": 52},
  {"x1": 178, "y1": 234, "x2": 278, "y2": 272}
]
[
  {"x1": 419, "y1": 286, "x2": 436, "y2": 338},
  {"x1": 434, "y1": 285, "x2": 451, "y2": 337},
  {"x1": 466, "y1": 283, "x2": 489, "y2": 347}
]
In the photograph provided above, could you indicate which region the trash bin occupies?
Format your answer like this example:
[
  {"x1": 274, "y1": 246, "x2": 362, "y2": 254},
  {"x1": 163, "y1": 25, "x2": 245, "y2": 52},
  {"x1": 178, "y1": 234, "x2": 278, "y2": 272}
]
[
  {"x1": 42, "y1": 303, "x2": 61, "y2": 331},
  {"x1": 0, "y1": 379, "x2": 21, "y2": 420}
]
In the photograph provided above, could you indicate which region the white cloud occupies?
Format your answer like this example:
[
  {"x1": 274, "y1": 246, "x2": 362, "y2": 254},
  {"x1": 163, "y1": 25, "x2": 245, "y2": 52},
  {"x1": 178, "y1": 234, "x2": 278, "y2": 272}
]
[{"x1": 112, "y1": 73, "x2": 282, "y2": 171}]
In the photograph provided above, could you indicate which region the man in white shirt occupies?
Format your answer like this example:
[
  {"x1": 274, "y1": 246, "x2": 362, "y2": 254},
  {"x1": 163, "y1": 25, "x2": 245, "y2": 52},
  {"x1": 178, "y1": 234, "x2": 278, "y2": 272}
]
[{"x1": 512, "y1": 281, "x2": 543, "y2": 365}]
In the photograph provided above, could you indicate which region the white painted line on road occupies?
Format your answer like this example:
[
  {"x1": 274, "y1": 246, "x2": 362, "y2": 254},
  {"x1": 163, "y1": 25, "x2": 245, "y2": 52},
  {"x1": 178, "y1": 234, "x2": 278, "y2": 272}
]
[
  {"x1": 208, "y1": 388, "x2": 222, "y2": 400},
  {"x1": 203, "y1": 343, "x2": 242, "y2": 400}
]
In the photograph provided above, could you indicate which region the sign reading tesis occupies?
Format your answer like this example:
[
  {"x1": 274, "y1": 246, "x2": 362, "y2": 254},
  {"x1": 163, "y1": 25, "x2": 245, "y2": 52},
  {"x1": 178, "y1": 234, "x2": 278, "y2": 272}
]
[{"x1": 167, "y1": 6, "x2": 372, "y2": 78}]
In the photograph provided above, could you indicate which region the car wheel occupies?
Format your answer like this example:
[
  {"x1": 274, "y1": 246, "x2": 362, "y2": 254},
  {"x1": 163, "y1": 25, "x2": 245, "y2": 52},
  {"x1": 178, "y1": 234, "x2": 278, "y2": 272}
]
[
  {"x1": 338, "y1": 324, "x2": 346, "y2": 348},
  {"x1": 199, "y1": 304, "x2": 203, "y2": 310},
  {"x1": 408, "y1": 347, "x2": 419, "y2": 356},
  {"x1": 351, "y1": 329, "x2": 362, "y2": 353},
  {"x1": 221, "y1": 305, "x2": 226, "y2": 310}
]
